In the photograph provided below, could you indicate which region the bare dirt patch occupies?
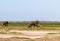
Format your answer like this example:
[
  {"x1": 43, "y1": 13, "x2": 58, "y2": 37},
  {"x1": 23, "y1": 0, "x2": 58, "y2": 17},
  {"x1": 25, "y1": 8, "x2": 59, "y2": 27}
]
[{"x1": 0, "y1": 30, "x2": 60, "y2": 41}]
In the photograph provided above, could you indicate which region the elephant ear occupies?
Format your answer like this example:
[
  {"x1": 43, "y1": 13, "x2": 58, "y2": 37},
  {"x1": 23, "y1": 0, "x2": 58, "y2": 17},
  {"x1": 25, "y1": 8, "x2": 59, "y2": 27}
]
[{"x1": 5, "y1": 21, "x2": 8, "y2": 23}]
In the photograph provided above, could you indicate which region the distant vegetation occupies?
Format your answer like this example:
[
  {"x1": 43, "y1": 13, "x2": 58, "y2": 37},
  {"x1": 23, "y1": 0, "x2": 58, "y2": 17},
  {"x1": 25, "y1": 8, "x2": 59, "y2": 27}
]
[
  {"x1": 5, "y1": 21, "x2": 60, "y2": 27},
  {"x1": 0, "y1": 21, "x2": 60, "y2": 30}
]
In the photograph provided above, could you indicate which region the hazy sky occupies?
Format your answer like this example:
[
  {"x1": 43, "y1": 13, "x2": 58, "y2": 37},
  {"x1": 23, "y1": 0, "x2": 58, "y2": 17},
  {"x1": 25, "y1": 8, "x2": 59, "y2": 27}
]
[{"x1": 0, "y1": 0, "x2": 60, "y2": 21}]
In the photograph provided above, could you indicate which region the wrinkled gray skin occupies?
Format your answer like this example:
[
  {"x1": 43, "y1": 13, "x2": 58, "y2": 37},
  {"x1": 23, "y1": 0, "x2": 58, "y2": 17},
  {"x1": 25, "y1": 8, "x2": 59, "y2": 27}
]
[{"x1": 28, "y1": 21, "x2": 41, "y2": 28}]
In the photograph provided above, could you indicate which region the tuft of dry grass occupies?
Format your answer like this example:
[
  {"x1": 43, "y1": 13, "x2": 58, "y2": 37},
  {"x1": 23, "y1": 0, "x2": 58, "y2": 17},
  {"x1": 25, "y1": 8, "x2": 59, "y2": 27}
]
[{"x1": 0, "y1": 36, "x2": 60, "y2": 41}]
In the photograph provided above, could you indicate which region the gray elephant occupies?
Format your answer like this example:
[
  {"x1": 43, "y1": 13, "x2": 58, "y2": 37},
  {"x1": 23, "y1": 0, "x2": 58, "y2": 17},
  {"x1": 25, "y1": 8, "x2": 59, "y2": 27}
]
[
  {"x1": 28, "y1": 21, "x2": 41, "y2": 28},
  {"x1": 2, "y1": 21, "x2": 9, "y2": 26}
]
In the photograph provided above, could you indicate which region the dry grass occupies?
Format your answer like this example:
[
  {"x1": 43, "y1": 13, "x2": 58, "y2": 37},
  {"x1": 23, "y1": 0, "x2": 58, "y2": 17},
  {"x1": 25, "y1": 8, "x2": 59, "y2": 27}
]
[
  {"x1": 0, "y1": 38, "x2": 32, "y2": 41},
  {"x1": 0, "y1": 36, "x2": 60, "y2": 41}
]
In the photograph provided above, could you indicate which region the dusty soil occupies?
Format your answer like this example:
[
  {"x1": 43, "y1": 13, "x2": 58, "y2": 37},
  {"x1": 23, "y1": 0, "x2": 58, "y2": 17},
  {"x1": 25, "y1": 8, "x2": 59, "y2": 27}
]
[{"x1": 0, "y1": 30, "x2": 60, "y2": 41}]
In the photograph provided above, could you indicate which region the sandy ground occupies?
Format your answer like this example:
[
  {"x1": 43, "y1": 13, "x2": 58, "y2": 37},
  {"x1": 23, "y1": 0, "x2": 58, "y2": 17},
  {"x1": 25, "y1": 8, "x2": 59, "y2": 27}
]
[
  {"x1": 0, "y1": 30, "x2": 60, "y2": 39},
  {"x1": 0, "y1": 30, "x2": 60, "y2": 41}
]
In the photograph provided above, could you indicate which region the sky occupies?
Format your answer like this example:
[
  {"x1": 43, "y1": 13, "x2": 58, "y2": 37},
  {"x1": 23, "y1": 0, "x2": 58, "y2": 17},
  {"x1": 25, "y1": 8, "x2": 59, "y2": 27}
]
[{"x1": 0, "y1": 0, "x2": 60, "y2": 21}]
